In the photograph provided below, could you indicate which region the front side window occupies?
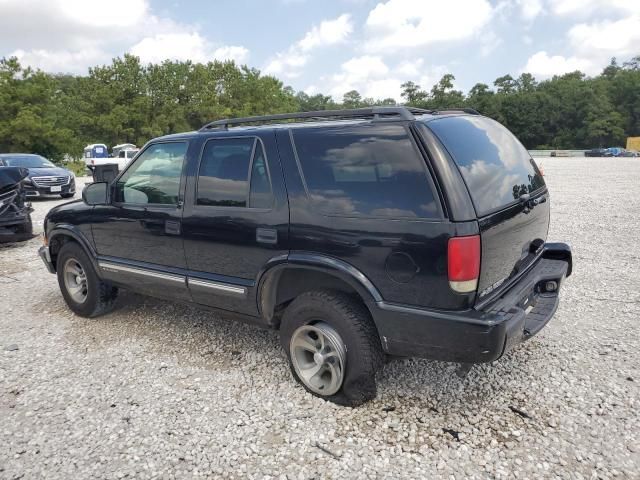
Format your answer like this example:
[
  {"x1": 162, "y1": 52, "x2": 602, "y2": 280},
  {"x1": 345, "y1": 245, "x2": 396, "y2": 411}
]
[
  {"x1": 292, "y1": 124, "x2": 440, "y2": 218},
  {"x1": 114, "y1": 142, "x2": 187, "y2": 205},
  {"x1": 197, "y1": 137, "x2": 273, "y2": 208}
]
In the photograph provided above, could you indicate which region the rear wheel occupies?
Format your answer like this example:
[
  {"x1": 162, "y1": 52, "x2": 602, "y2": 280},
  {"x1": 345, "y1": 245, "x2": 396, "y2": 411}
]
[
  {"x1": 56, "y1": 242, "x2": 118, "y2": 317},
  {"x1": 280, "y1": 290, "x2": 384, "y2": 406}
]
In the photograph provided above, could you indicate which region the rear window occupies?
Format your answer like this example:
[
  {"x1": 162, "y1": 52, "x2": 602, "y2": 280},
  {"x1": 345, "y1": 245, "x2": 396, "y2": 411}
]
[
  {"x1": 427, "y1": 116, "x2": 545, "y2": 216},
  {"x1": 292, "y1": 124, "x2": 440, "y2": 218}
]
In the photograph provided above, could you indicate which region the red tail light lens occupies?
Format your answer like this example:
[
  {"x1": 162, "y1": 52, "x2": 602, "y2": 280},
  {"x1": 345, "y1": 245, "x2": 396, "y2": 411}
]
[{"x1": 448, "y1": 235, "x2": 481, "y2": 293}]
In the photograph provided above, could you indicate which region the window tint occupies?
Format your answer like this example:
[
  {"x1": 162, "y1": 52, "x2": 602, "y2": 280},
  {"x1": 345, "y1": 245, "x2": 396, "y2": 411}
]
[
  {"x1": 197, "y1": 137, "x2": 272, "y2": 208},
  {"x1": 427, "y1": 116, "x2": 545, "y2": 216},
  {"x1": 114, "y1": 142, "x2": 186, "y2": 205},
  {"x1": 292, "y1": 124, "x2": 439, "y2": 218}
]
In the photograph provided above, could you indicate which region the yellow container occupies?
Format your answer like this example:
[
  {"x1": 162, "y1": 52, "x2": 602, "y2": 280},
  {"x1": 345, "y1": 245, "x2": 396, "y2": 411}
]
[{"x1": 627, "y1": 137, "x2": 640, "y2": 151}]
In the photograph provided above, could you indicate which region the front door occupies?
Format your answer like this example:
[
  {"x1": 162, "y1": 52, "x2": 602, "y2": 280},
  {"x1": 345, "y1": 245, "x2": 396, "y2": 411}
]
[
  {"x1": 181, "y1": 132, "x2": 289, "y2": 316},
  {"x1": 91, "y1": 141, "x2": 191, "y2": 301}
]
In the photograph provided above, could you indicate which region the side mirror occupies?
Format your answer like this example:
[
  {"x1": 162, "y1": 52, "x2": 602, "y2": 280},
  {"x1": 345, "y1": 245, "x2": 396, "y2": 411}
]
[{"x1": 82, "y1": 182, "x2": 109, "y2": 205}]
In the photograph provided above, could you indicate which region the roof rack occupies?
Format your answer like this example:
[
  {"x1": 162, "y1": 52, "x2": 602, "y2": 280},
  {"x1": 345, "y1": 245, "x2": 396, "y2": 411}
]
[
  {"x1": 199, "y1": 106, "x2": 434, "y2": 131},
  {"x1": 198, "y1": 106, "x2": 480, "y2": 131},
  {"x1": 432, "y1": 108, "x2": 480, "y2": 115}
]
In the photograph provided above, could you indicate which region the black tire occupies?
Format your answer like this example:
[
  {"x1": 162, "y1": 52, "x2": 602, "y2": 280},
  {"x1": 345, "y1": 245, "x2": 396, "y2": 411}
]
[
  {"x1": 56, "y1": 242, "x2": 118, "y2": 317},
  {"x1": 60, "y1": 193, "x2": 74, "y2": 199},
  {"x1": 13, "y1": 214, "x2": 33, "y2": 241},
  {"x1": 280, "y1": 290, "x2": 384, "y2": 407}
]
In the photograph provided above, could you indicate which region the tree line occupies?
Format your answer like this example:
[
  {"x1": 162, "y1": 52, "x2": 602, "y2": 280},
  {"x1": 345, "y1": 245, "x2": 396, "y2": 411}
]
[{"x1": 0, "y1": 53, "x2": 638, "y2": 161}]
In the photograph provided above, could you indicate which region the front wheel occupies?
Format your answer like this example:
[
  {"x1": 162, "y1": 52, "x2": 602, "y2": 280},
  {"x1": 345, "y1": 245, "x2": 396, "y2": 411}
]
[
  {"x1": 60, "y1": 193, "x2": 74, "y2": 198},
  {"x1": 280, "y1": 290, "x2": 384, "y2": 406},
  {"x1": 56, "y1": 242, "x2": 118, "y2": 317}
]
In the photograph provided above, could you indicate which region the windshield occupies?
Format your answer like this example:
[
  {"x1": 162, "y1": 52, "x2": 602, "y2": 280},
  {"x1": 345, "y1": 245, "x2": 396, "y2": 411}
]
[
  {"x1": 426, "y1": 116, "x2": 545, "y2": 216},
  {"x1": 1, "y1": 155, "x2": 55, "y2": 168}
]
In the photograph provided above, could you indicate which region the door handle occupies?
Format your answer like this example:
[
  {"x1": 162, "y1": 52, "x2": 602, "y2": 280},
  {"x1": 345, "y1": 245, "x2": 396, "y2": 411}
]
[
  {"x1": 256, "y1": 227, "x2": 277, "y2": 244},
  {"x1": 165, "y1": 220, "x2": 181, "y2": 235}
]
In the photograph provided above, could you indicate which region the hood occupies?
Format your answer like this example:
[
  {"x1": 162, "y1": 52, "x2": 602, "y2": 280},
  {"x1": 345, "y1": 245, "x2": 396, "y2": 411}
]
[
  {"x1": 0, "y1": 167, "x2": 28, "y2": 190},
  {"x1": 25, "y1": 166, "x2": 73, "y2": 177}
]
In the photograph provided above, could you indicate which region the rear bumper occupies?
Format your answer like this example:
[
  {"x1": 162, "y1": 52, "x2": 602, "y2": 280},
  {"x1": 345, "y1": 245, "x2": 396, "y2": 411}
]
[{"x1": 372, "y1": 243, "x2": 571, "y2": 363}]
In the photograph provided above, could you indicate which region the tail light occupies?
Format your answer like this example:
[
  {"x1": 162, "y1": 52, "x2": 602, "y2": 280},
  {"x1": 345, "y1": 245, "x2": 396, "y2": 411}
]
[{"x1": 448, "y1": 235, "x2": 480, "y2": 293}]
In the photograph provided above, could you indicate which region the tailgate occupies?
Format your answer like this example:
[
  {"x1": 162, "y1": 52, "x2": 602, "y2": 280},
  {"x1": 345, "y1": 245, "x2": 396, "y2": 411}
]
[
  {"x1": 477, "y1": 190, "x2": 549, "y2": 299},
  {"x1": 425, "y1": 115, "x2": 549, "y2": 301}
]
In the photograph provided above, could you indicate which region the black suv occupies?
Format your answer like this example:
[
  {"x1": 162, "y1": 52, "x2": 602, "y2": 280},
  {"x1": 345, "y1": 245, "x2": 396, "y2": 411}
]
[{"x1": 39, "y1": 107, "x2": 572, "y2": 406}]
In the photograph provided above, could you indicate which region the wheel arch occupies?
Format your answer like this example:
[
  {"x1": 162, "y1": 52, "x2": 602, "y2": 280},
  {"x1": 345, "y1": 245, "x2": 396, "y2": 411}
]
[
  {"x1": 48, "y1": 225, "x2": 98, "y2": 272},
  {"x1": 257, "y1": 253, "x2": 383, "y2": 328}
]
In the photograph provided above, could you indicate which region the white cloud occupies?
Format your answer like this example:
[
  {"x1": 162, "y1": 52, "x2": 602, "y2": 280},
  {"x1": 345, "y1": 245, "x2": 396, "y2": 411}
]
[
  {"x1": 341, "y1": 56, "x2": 389, "y2": 79},
  {"x1": 298, "y1": 14, "x2": 353, "y2": 51},
  {"x1": 517, "y1": 0, "x2": 544, "y2": 20},
  {"x1": 130, "y1": 33, "x2": 248, "y2": 65},
  {"x1": 321, "y1": 55, "x2": 448, "y2": 101},
  {"x1": 263, "y1": 52, "x2": 309, "y2": 78},
  {"x1": 56, "y1": 0, "x2": 148, "y2": 27},
  {"x1": 263, "y1": 14, "x2": 353, "y2": 78},
  {"x1": 521, "y1": 51, "x2": 595, "y2": 78},
  {"x1": 212, "y1": 46, "x2": 250, "y2": 64},
  {"x1": 568, "y1": 15, "x2": 640, "y2": 58},
  {"x1": 0, "y1": 0, "x2": 249, "y2": 73},
  {"x1": 550, "y1": 0, "x2": 640, "y2": 16},
  {"x1": 364, "y1": 0, "x2": 494, "y2": 52},
  {"x1": 10, "y1": 48, "x2": 112, "y2": 74}
]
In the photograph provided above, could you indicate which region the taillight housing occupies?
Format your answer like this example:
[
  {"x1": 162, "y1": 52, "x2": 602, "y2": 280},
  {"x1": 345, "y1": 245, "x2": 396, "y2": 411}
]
[{"x1": 448, "y1": 235, "x2": 481, "y2": 293}]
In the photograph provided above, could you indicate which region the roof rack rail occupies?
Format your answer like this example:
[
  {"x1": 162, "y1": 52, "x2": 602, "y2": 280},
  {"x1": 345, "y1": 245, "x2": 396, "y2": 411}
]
[
  {"x1": 431, "y1": 108, "x2": 480, "y2": 115},
  {"x1": 199, "y1": 106, "x2": 434, "y2": 131}
]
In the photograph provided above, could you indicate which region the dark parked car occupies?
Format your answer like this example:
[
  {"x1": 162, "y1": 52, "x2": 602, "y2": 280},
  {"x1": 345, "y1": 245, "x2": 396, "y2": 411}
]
[
  {"x1": 584, "y1": 148, "x2": 612, "y2": 157},
  {"x1": 39, "y1": 107, "x2": 572, "y2": 406},
  {"x1": 0, "y1": 167, "x2": 33, "y2": 242},
  {"x1": 620, "y1": 150, "x2": 639, "y2": 157},
  {"x1": 0, "y1": 154, "x2": 76, "y2": 198}
]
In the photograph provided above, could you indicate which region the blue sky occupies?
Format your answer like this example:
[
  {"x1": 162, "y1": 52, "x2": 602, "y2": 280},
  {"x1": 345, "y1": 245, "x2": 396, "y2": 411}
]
[{"x1": 1, "y1": 0, "x2": 639, "y2": 101}]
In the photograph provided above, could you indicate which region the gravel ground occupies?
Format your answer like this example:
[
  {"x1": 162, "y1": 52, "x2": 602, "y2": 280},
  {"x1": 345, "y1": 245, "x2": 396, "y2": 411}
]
[{"x1": 1, "y1": 159, "x2": 639, "y2": 479}]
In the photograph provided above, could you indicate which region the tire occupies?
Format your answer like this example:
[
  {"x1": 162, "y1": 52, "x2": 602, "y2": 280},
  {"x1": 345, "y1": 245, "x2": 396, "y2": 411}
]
[
  {"x1": 280, "y1": 290, "x2": 384, "y2": 406},
  {"x1": 13, "y1": 214, "x2": 33, "y2": 241},
  {"x1": 60, "y1": 193, "x2": 74, "y2": 199},
  {"x1": 56, "y1": 242, "x2": 118, "y2": 317}
]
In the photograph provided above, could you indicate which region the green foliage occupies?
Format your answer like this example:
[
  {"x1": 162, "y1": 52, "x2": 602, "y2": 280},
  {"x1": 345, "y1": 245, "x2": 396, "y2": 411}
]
[
  {"x1": 0, "y1": 54, "x2": 638, "y2": 158},
  {"x1": 65, "y1": 160, "x2": 88, "y2": 176}
]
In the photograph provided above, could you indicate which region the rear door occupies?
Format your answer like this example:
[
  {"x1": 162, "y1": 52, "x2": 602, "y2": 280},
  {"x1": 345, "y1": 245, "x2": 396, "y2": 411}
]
[
  {"x1": 426, "y1": 115, "x2": 549, "y2": 303},
  {"x1": 181, "y1": 131, "x2": 289, "y2": 316}
]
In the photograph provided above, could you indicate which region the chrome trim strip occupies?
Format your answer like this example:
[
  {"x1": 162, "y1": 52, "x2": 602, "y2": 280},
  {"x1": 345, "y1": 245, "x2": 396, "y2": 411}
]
[
  {"x1": 98, "y1": 261, "x2": 185, "y2": 284},
  {"x1": 188, "y1": 277, "x2": 247, "y2": 296}
]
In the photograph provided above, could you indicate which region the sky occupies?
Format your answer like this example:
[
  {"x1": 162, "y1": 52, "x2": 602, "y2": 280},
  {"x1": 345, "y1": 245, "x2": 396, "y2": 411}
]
[{"x1": 1, "y1": 0, "x2": 639, "y2": 101}]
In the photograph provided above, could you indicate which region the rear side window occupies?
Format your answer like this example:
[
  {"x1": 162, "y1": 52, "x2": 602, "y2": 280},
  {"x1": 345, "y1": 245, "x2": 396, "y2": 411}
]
[
  {"x1": 197, "y1": 137, "x2": 273, "y2": 208},
  {"x1": 292, "y1": 124, "x2": 440, "y2": 218},
  {"x1": 427, "y1": 116, "x2": 545, "y2": 216}
]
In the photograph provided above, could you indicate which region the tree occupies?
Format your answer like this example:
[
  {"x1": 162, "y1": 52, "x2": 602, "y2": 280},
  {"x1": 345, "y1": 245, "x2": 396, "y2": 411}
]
[
  {"x1": 400, "y1": 81, "x2": 427, "y2": 105},
  {"x1": 494, "y1": 74, "x2": 517, "y2": 94},
  {"x1": 2, "y1": 52, "x2": 640, "y2": 158},
  {"x1": 342, "y1": 90, "x2": 363, "y2": 109}
]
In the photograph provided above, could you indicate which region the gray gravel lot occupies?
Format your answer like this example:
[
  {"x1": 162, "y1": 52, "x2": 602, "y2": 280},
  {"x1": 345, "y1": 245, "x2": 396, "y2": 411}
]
[{"x1": 1, "y1": 158, "x2": 639, "y2": 479}]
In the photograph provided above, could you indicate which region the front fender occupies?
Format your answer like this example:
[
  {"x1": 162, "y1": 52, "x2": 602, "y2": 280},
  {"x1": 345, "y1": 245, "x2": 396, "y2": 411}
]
[{"x1": 47, "y1": 224, "x2": 98, "y2": 272}]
